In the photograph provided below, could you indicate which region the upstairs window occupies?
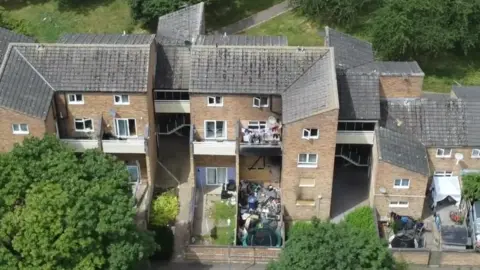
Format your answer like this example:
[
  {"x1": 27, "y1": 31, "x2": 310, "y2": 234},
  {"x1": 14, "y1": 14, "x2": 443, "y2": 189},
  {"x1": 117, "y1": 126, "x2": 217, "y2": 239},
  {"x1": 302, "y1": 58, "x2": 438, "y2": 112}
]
[
  {"x1": 436, "y1": 148, "x2": 452, "y2": 158},
  {"x1": 68, "y1": 94, "x2": 84, "y2": 104},
  {"x1": 74, "y1": 118, "x2": 93, "y2": 132},
  {"x1": 434, "y1": 171, "x2": 453, "y2": 177},
  {"x1": 253, "y1": 97, "x2": 269, "y2": 108},
  {"x1": 207, "y1": 96, "x2": 223, "y2": 106},
  {"x1": 298, "y1": 153, "x2": 318, "y2": 168},
  {"x1": 302, "y1": 128, "x2": 319, "y2": 139},
  {"x1": 114, "y1": 94, "x2": 129, "y2": 105},
  {"x1": 389, "y1": 201, "x2": 409, "y2": 208},
  {"x1": 12, "y1": 124, "x2": 29, "y2": 134},
  {"x1": 472, "y1": 149, "x2": 480, "y2": 158},
  {"x1": 205, "y1": 120, "x2": 226, "y2": 139},
  {"x1": 248, "y1": 121, "x2": 267, "y2": 130},
  {"x1": 393, "y1": 179, "x2": 410, "y2": 189}
]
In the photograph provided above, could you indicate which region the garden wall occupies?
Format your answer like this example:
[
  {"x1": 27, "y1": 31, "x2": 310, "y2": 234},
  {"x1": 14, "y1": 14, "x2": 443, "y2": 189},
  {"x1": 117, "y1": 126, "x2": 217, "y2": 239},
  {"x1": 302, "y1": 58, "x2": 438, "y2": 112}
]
[
  {"x1": 184, "y1": 245, "x2": 281, "y2": 264},
  {"x1": 391, "y1": 249, "x2": 430, "y2": 265}
]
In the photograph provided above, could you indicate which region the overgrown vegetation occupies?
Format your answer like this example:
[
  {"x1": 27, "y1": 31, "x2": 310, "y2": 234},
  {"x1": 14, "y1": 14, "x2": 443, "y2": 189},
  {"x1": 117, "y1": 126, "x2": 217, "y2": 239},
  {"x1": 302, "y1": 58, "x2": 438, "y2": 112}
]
[
  {"x1": 208, "y1": 201, "x2": 235, "y2": 245},
  {"x1": 344, "y1": 206, "x2": 377, "y2": 236},
  {"x1": 151, "y1": 189, "x2": 179, "y2": 227},
  {"x1": 462, "y1": 173, "x2": 480, "y2": 201}
]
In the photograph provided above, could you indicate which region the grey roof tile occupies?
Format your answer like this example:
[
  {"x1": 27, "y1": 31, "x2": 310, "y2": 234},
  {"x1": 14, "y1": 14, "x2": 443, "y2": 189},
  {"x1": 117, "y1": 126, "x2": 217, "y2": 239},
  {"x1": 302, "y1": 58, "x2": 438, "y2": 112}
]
[
  {"x1": 325, "y1": 26, "x2": 373, "y2": 70},
  {"x1": 422, "y1": 91, "x2": 452, "y2": 100},
  {"x1": 337, "y1": 72, "x2": 380, "y2": 120},
  {"x1": 377, "y1": 127, "x2": 429, "y2": 176},
  {"x1": 452, "y1": 85, "x2": 480, "y2": 100},
  {"x1": 58, "y1": 33, "x2": 155, "y2": 45},
  {"x1": 0, "y1": 47, "x2": 53, "y2": 119},
  {"x1": 0, "y1": 27, "x2": 34, "y2": 63},
  {"x1": 374, "y1": 61, "x2": 424, "y2": 76},
  {"x1": 155, "y1": 45, "x2": 191, "y2": 89},
  {"x1": 195, "y1": 35, "x2": 288, "y2": 46},
  {"x1": 156, "y1": 2, "x2": 205, "y2": 45}
]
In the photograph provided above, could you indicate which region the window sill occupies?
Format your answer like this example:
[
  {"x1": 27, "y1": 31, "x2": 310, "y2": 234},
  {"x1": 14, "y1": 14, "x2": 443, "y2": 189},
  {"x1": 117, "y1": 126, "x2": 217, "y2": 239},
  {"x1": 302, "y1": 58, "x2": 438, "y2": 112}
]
[
  {"x1": 68, "y1": 102, "x2": 84, "y2": 105},
  {"x1": 393, "y1": 187, "x2": 410, "y2": 189},
  {"x1": 296, "y1": 200, "x2": 315, "y2": 206},
  {"x1": 299, "y1": 184, "x2": 315, "y2": 188},
  {"x1": 435, "y1": 156, "x2": 452, "y2": 159},
  {"x1": 302, "y1": 137, "x2": 319, "y2": 140},
  {"x1": 13, "y1": 132, "x2": 29, "y2": 135},
  {"x1": 389, "y1": 205, "x2": 409, "y2": 208},
  {"x1": 471, "y1": 156, "x2": 480, "y2": 159},
  {"x1": 114, "y1": 103, "x2": 130, "y2": 106},
  {"x1": 207, "y1": 104, "x2": 223, "y2": 107},
  {"x1": 297, "y1": 164, "x2": 317, "y2": 168}
]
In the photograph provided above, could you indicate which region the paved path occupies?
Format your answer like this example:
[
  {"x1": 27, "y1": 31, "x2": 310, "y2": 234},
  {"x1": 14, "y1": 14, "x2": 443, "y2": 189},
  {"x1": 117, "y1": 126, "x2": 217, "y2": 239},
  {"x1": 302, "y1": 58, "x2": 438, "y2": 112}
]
[{"x1": 213, "y1": 1, "x2": 292, "y2": 35}]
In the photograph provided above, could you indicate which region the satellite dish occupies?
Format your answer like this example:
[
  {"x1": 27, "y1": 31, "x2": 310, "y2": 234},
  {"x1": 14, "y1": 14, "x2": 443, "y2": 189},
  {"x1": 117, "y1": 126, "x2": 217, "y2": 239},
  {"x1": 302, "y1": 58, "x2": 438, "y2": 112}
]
[
  {"x1": 268, "y1": 116, "x2": 277, "y2": 125},
  {"x1": 455, "y1": 153, "x2": 464, "y2": 165},
  {"x1": 379, "y1": 187, "x2": 387, "y2": 194}
]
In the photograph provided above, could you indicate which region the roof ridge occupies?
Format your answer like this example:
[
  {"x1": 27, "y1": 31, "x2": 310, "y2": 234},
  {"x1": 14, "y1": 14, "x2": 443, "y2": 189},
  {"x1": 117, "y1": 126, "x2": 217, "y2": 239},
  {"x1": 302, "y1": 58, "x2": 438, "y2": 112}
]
[
  {"x1": 12, "y1": 47, "x2": 56, "y2": 92},
  {"x1": 8, "y1": 42, "x2": 151, "y2": 48}
]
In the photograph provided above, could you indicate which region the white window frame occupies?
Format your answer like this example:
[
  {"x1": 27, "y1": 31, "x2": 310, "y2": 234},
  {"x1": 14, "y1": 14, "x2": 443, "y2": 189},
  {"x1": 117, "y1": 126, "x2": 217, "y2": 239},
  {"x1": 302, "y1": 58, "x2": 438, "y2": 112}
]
[
  {"x1": 248, "y1": 121, "x2": 267, "y2": 130},
  {"x1": 74, "y1": 118, "x2": 94, "y2": 132},
  {"x1": 393, "y1": 179, "x2": 410, "y2": 189},
  {"x1": 68, "y1": 93, "x2": 84, "y2": 105},
  {"x1": 389, "y1": 201, "x2": 409, "y2": 208},
  {"x1": 434, "y1": 171, "x2": 453, "y2": 177},
  {"x1": 297, "y1": 153, "x2": 318, "y2": 168},
  {"x1": 204, "y1": 120, "x2": 227, "y2": 140},
  {"x1": 207, "y1": 96, "x2": 223, "y2": 107},
  {"x1": 205, "y1": 167, "x2": 228, "y2": 185},
  {"x1": 436, "y1": 148, "x2": 452, "y2": 158},
  {"x1": 12, "y1": 124, "x2": 29, "y2": 134},
  {"x1": 302, "y1": 128, "x2": 319, "y2": 139},
  {"x1": 253, "y1": 97, "x2": 269, "y2": 108},
  {"x1": 114, "y1": 94, "x2": 130, "y2": 105},
  {"x1": 472, "y1": 149, "x2": 480, "y2": 158},
  {"x1": 114, "y1": 118, "x2": 137, "y2": 138}
]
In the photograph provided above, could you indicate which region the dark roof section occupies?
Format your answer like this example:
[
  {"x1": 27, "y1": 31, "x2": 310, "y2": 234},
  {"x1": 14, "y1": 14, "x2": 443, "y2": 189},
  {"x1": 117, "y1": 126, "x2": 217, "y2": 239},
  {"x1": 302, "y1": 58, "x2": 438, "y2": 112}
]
[
  {"x1": 156, "y1": 2, "x2": 205, "y2": 45},
  {"x1": 452, "y1": 85, "x2": 480, "y2": 100},
  {"x1": 195, "y1": 35, "x2": 288, "y2": 46},
  {"x1": 377, "y1": 127, "x2": 429, "y2": 176},
  {"x1": 380, "y1": 98, "x2": 480, "y2": 147},
  {"x1": 325, "y1": 26, "x2": 373, "y2": 70},
  {"x1": 57, "y1": 33, "x2": 155, "y2": 45},
  {"x1": 0, "y1": 27, "x2": 34, "y2": 63},
  {"x1": 0, "y1": 46, "x2": 53, "y2": 119},
  {"x1": 374, "y1": 61, "x2": 424, "y2": 76},
  {"x1": 422, "y1": 92, "x2": 452, "y2": 100},
  {"x1": 155, "y1": 45, "x2": 191, "y2": 89},
  {"x1": 337, "y1": 71, "x2": 380, "y2": 120}
]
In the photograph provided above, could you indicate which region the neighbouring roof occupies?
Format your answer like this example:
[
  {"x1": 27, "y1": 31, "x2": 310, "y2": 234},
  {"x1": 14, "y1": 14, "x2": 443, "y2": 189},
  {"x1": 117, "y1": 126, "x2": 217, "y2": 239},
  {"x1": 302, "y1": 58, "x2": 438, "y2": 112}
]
[
  {"x1": 325, "y1": 27, "x2": 373, "y2": 70},
  {"x1": 380, "y1": 98, "x2": 480, "y2": 147},
  {"x1": 58, "y1": 33, "x2": 155, "y2": 45},
  {"x1": 156, "y1": 2, "x2": 205, "y2": 45},
  {"x1": 374, "y1": 61, "x2": 424, "y2": 76},
  {"x1": 337, "y1": 71, "x2": 380, "y2": 120},
  {"x1": 377, "y1": 127, "x2": 429, "y2": 176},
  {"x1": 0, "y1": 27, "x2": 34, "y2": 63},
  {"x1": 0, "y1": 43, "x2": 151, "y2": 119},
  {"x1": 452, "y1": 85, "x2": 480, "y2": 100},
  {"x1": 422, "y1": 92, "x2": 452, "y2": 100},
  {"x1": 195, "y1": 35, "x2": 288, "y2": 46},
  {"x1": 155, "y1": 45, "x2": 191, "y2": 89}
]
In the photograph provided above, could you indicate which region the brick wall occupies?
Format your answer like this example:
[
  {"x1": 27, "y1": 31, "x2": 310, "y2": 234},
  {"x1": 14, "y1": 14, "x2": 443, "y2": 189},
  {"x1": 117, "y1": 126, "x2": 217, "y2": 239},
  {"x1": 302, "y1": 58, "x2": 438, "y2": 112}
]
[
  {"x1": 391, "y1": 249, "x2": 430, "y2": 265},
  {"x1": 0, "y1": 106, "x2": 52, "y2": 152},
  {"x1": 239, "y1": 156, "x2": 280, "y2": 183},
  {"x1": 441, "y1": 251, "x2": 480, "y2": 266},
  {"x1": 195, "y1": 155, "x2": 236, "y2": 167},
  {"x1": 379, "y1": 76, "x2": 423, "y2": 98},
  {"x1": 55, "y1": 92, "x2": 150, "y2": 138},
  {"x1": 369, "y1": 133, "x2": 379, "y2": 206},
  {"x1": 185, "y1": 245, "x2": 281, "y2": 264},
  {"x1": 281, "y1": 109, "x2": 338, "y2": 220},
  {"x1": 145, "y1": 42, "x2": 158, "y2": 188},
  {"x1": 427, "y1": 147, "x2": 480, "y2": 176},
  {"x1": 114, "y1": 153, "x2": 149, "y2": 184},
  {"x1": 190, "y1": 94, "x2": 282, "y2": 141}
]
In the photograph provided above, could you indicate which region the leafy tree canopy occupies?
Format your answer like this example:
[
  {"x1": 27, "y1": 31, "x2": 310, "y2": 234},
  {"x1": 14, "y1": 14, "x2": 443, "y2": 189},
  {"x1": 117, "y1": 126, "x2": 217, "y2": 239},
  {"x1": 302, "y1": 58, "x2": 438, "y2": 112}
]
[
  {"x1": 462, "y1": 173, "x2": 480, "y2": 201},
  {"x1": 0, "y1": 136, "x2": 156, "y2": 270},
  {"x1": 129, "y1": 0, "x2": 202, "y2": 26},
  {"x1": 151, "y1": 189, "x2": 179, "y2": 227},
  {"x1": 269, "y1": 219, "x2": 394, "y2": 270}
]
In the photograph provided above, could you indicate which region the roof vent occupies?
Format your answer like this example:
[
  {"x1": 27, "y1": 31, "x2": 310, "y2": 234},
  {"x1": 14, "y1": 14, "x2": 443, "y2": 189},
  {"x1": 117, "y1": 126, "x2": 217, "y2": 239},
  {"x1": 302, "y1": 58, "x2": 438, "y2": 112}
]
[
  {"x1": 223, "y1": 32, "x2": 227, "y2": 37},
  {"x1": 122, "y1": 30, "x2": 126, "y2": 36},
  {"x1": 36, "y1": 44, "x2": 45, "y2": 51},
  {"x1": 396, "y1": 119, "x2": 403, "y2": 127}
]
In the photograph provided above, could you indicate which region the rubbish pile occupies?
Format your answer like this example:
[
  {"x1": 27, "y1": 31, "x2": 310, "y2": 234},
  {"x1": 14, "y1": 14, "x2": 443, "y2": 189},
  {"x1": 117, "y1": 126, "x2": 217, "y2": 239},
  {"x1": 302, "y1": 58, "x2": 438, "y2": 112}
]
[
  {"x1": 237, "y1": 180, "x2": 282, "y2": 247},
  {"x1": 388, "y1": 212, "x2": 425, "y2": 248}
]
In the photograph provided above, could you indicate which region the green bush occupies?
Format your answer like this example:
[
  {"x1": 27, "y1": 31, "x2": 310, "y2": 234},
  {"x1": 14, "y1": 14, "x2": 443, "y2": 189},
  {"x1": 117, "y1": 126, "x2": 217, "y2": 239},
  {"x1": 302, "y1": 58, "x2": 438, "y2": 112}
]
[
  {"x1": 0, "y1": 10, "x2": 33, "y2": 37},
  {"x1": 151, "y1": 189, "x2": 179, "y2": 226},
  {"x1": 462, "y1": 173, "x2": 480, "y2": 201},
  {"x1": 344, "y1": 206, "x2": 377, "y2": 236}
]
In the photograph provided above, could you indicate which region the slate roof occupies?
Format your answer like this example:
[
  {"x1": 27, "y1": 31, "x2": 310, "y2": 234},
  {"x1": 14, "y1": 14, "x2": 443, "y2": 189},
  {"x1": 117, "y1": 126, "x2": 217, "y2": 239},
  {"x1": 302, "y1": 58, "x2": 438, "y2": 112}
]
[
  {"x1": 325, "y1": 27, "x2": 373, "y2": 70},
  {"x1": 374, "y1": 61, "x2": 424, "y2": 76},
  {"x1": 0, "y1": 43, "x2": 151, "y2": 119},
  {"x1": 0, "y1": 27, "x2": 34, "y2": 63},
  {"x1": 155, "y1": 45, "x2": 191, "y2": 89},
  {"x1": 422, "y1": 92, "x2": 452, "y2": 100},
  {"x1": 377, "y1": 127, "x2": 429, "y2": 176},
  {"x1": 58, "y1": 33, "x2": 155, "y2": 45},
  {"x1": 452, "y1": 86, "x2": 480, "y2": 100},
  {"x1": 195, "y1": 35, "x2": 288, "y2": 46},
  {"x1": 156, "y1": 2, "x2": 205, "y2": 45},
  {"x1": 380, "y1": 98, "x2": 480, "y2": 147}
]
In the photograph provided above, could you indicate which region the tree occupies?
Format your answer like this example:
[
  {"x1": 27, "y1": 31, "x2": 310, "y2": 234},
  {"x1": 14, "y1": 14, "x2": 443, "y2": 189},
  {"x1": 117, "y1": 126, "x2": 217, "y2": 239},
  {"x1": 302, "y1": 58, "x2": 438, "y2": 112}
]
[
  {"x1": 462, "y1": 173, "x2": 480, "y2": 201},
  {"x1": 0, "y1": 136, "x2": 156, "y2": 270},
  {"x1": 370, "y1": 0, "x2": 480, "y2": 60},
  {"x1": 151, "y1": 189, "x2": 179, "y2": 227},
  {"x1": 269, "y1": 219, "x2": 395, "y2": 270}
]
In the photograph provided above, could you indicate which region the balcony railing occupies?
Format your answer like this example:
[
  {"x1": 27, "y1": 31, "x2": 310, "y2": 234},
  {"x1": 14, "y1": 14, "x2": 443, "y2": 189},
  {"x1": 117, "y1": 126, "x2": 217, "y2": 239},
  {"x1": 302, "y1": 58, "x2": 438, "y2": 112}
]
[
  {"x1": 154, "y1": 90, "x2": 190, "y2": 113},
  {"x1": 191, "y1": 125, "x2": 236, "y2": 156},
  {"x1": 238, "y1": 119, "x2": 282, "y2": 156},
  {"x1": 59, "y1": 115, "x2": 103, "y2": 152},
  {"x1": 102, "y1": 137, "x2": 146, "y2": 154}
]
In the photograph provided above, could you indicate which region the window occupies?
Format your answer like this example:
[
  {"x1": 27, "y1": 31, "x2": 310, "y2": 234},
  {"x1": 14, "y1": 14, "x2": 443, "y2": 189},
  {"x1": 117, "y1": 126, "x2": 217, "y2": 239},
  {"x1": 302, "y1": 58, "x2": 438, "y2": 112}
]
[
  {"x1": 114, "y1": 94, "x2": 129, "y2": 105},
  {"x1": 74, "y1": 118, "x2": 93, "y2": 132},
  {"x1": 127, "y1": 165, "x2": 140, "y2": 183},
  {"x1": 298, "y1": 153, "x2": 318, "y2": 168},
  {"x1": 472, "y1": 149, "x2": 480, "y2": 158},
  {"x1": 248, "y1": 121, "x2": 267, "y2": 130},
  {"x1": 68, "y1": 94, "x2": 84, "y2": 104},
  {"x1": 206, "y1": 167, "x2": 227, "y2": 185},
  {"x1": 434, "y1": 171, "x2": 453, "y2": 177},
  {"x1": 389, "y1": 201, "x2": 409, "y2": 208},
  {"x1": 302, "y1": 128, "x2": 319, "y2": 139},
  {"x1": 205, "y1": 120, "x2": 226, "y2": 139},
  {"x1": 12, "y1": 124, "x2": 29, "y2": 134},
  {"x1": 253, "y1": 97, "x2": 269, "y2": 108},
  {"x1": 299, "y1": 178, "x2": 315, "y2": 187},
  {"x1": 207, "y1": 96, "x2": 223, "y2": 106},
  {"x1": 115, "y1": 118, "x2": 137, "y2": 137},
  {"x1": 154, "y1": 91, "x2": 189, "y2": 100},
  {"x1": 393, "y1": 179, "x2": 410, "y2": 189},
  {"x1": 436, "y1": 148, "x2": 452, "y2": 158}
]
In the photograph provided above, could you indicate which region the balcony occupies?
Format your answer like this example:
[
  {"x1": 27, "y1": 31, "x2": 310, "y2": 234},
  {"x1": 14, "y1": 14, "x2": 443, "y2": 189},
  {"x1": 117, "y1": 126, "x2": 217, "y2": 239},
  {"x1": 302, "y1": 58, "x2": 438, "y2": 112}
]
[
  {"x1": 59, "y1": 115, "x2": 103, "y2": 152},
  {"x1": 102, "y1": 138, "x2": 146, "y2": 154},
  {"x1": 336, "y1": 121, "x2": 376, "y2": 145},
  {"x1": 190, "y1": 125, "x2": 236, "y2": 156},
  {"x1": 238, "y1": 119, "x2": 282, "y2": 156},
  {"x1": 154, "y1": 90, "x2": 190, "y2": 113},
  {"x1": 61, "y1": 139, "x2": 100, "y2": 151}
]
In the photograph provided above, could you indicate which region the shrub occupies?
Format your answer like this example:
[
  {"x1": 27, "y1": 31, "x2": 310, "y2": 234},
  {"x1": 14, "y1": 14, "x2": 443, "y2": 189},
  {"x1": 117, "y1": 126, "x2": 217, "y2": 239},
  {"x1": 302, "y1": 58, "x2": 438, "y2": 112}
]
[
  {"x1": 150, "y1": 226, "x2": 175, "y2": 261},
  {"x1": 151, "y1": 189, "x2": 179, "y2": 226},
  {"x1": 462, "y1": 173, "x2": 480, "y2": 201},
  {"x1": 344, "y1": 206, "x2": 377, "y2": 236}
]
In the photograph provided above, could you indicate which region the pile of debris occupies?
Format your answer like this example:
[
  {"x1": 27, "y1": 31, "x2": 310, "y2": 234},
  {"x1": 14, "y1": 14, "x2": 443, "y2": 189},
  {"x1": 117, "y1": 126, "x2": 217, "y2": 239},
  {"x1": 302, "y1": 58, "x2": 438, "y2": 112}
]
[
  {"x1": 237, "y1": 180, "x2": 282, "y2": 247},
  {"x1": 388, "y1": 212, "x2": 425, "y2": 248}
]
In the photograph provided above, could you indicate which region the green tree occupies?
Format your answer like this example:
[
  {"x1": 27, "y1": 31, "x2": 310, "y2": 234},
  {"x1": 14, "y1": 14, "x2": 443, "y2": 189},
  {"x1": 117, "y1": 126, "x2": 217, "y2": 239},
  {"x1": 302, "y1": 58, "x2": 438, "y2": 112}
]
[
  {"x1": 269, "y1": 219, "x2": 395, "y2": 270},
  {"x1": 0, "y1": 136, "x2": 156, "y2": 270},
  {"x1": 129, "y1": 0, "x2": 203, "y2": 26},
  {"x1": 151, "y1": 189, "x2": 179, "y2": 227},
  {"x1": 462, "y1": 173, "x2": 480, "y2": 201}
]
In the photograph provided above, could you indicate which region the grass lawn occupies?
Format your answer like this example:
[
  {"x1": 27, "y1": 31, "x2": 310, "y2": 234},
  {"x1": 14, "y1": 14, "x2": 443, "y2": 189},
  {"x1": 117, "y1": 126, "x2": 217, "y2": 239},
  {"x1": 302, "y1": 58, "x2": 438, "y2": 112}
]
[{"x1": 1, "y1": 0, "x2": 145, "y2": 42}]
